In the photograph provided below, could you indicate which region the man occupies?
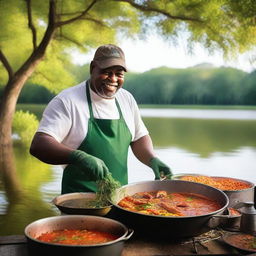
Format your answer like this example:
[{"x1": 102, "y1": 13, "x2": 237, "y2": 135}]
[{"x1": 30, "y1": 44, "x2": 172, "y2": 194}]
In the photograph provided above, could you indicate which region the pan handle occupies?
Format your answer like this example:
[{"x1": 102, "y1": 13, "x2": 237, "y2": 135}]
[
  {"x1": 207, "y1": 214, "x2": 239, "y2": 228},
  {"x1": 120, "y1": 229, "x2": 134, "y2": 241}
]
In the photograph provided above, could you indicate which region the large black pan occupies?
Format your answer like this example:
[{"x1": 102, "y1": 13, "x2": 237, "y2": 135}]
[{"x1": 110, "y1": 180, "x2": 229, "y2": 238}]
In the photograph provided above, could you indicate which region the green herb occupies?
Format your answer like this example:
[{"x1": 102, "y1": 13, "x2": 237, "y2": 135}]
[
  {"x1": 186, "y1": 197, "x2": 193, "y2": 202},
  {"x1": 140, "y1": 203, "x2": 152, "y2": 210},
  {"x1": 53, "y1": 236, "x2": 66, "y2": 242},
  {"x1": 253, "y1": 237, "x2": 256, "y2": 249},
  {"x1": 71, "y1": 235, "x2": 81, "y2": 240},
  {"x1": 95, "y1": 172, "x2": 120, "y2": 207}
]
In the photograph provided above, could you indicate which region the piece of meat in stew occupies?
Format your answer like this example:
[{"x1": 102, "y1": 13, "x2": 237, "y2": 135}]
[{"x1": 118, "y1": 191, "x2": 221, "y2": 216}]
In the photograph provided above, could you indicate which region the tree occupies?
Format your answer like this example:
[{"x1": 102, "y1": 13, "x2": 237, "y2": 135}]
[{"x1": 1, "y1": 0, "x2": 256, "y2": 150}]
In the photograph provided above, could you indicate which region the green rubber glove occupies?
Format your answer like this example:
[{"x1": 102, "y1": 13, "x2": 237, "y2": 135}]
[
  {"x1": 69, "y1": 150, "x2": 109, "y2": 181},
  {"x1": 149, "y1": 157, "x2": 172, "y2": 180}
]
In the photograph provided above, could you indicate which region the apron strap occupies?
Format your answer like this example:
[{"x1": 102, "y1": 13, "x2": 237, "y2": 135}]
[{"x1": 86, "y1": 80, "x2": 123, "y2": 119}]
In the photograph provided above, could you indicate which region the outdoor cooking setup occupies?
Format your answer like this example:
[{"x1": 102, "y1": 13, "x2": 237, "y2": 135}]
[{"x1": 1, "y1": 174, "x2": 255, "y2": 255}]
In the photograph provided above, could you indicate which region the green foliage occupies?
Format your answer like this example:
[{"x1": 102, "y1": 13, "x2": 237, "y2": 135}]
[
  {"x1": 0, "y1": 0, "x2": 140, "y2": 91},
  {"x1": 12, "y1": 110, "x2": 39, "y2": 148},
  {"x1": 2, "y1": 64, "x2": 255, "y2": 106},
  {"x1": 18, "y1": 83, "x2": 55, "y2": 104},
  {"x1": 16, "y1": 104, "x2": 46, "y2": 120},
  {"x1": 124, "y1": 66, "x2": 256, "y2": 105},
  {"x1": 1, "y1": 0, "x2": 256, "y2": 90}
]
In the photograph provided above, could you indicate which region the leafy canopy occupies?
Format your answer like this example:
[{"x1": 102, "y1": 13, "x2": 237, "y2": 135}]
[{"x1": 0, "y1": 0, "x2": 255, "y2": 92}]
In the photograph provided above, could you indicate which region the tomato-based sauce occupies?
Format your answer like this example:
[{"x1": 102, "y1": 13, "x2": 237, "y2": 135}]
[
  {"x1": 179, "y1": 175, "x2": 252, "y2": 191},
  {"x1": 225, "y1": 234, "x2": 256, "y2": 252},
  {"x1": 118, "y1": 191, "x2": 221, "y2": 216},
  {"x1": 36, "y1": 229, "x2": 118, "y2": 245}
]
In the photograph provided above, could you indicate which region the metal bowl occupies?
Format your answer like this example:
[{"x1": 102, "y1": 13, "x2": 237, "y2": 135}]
[
  {"x1": 172, "y1": 173, "x2": 255, "y2": 207},
  {"x1": 52, "y1": 192, "x2": 112, "y2": 216},
  {"x1": 24, "y1": 215, "x2": 133, "y2": 256},
  {"x1": 222, "y1": 232, "x2": 256, "y2": 253}
]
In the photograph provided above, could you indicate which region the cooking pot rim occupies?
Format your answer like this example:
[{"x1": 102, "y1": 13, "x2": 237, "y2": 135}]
[
  {"x1": 52, "y1": 192, "x2": 112, "y2": 209},
  {"x1": 24, "y1": 215, "x2": 130, "y2": 247}
]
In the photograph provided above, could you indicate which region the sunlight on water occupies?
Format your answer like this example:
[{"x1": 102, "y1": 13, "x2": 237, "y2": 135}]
[
  {"x1": 140, "y1": 109, "x2": 256, "y2": 120},
  {"x1": 128, "y1": 147, "x2": 256, "y2": 184},
  {"x1": 0, "y1": 192, "x2": 7, "y2": 213}
]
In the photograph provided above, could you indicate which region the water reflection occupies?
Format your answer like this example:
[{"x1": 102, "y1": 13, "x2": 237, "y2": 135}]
[
  {"x1": 128, "y1": 146, "x2": 256, "y2": 185},
  {"x1": 143, "y1": 117, "x2": 256, "y2": 158},
  {"x1": 0, "y1": 146, "x2": 58, "y2": 235}
]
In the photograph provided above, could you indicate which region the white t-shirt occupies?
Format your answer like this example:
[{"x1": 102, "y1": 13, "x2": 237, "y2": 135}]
[{"x1": 37, "y1": 81, "x2": 149, "y2": 149}]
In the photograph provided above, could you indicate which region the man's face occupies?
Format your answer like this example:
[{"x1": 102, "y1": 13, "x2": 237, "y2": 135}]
[{"x1": 90, "y1": 64, "x2": 125, "y2": 99}]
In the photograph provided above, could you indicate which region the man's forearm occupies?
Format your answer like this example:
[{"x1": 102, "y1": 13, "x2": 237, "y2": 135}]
[
  {"x1": 30, "y1": 132, "x2": 74, "y2": 164},
  {"x1": 130, "y1": 135, "x2": 156, "y2": 166}
]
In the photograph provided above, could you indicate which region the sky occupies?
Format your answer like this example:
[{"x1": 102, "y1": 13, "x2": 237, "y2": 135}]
[{"x1": 72, "y1": 34, "x2": 256, "y2": 73}]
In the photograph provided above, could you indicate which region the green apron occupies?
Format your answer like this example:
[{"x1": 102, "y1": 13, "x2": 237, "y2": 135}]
[{"x1": 61, "y1": 81, "x2": 132, "y2": 194}]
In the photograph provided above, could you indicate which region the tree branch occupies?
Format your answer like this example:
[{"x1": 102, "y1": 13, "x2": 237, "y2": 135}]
[
  {"x1": 0, "y1": 49, "x2": 14, "y2": 79},
  {"x1": 60, "y1": 11, "x2": 85, "y2": 16},
  {"x1": 25, "y1": 0, "x2": 37, "y2": 50},
  {"x1": 56, "y1": 34, "x2": 85, "y2": 48},
  {"x1": 55, "y1": 0, "x2": 98, "y2": 27},
  {"x1": 114, "y1": 0, "x2": 203, "y2": 23},
  {"x1": 80, "y1": 16, "x2": 107, "y2": 27},
  {"x1": 13, "y1": 0, "x2": 57, "y2": 81},
  {"x1": 35, "y1": 71, "x2": 54, "y2": 83}
]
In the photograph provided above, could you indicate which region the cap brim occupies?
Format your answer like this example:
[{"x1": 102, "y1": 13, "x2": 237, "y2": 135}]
[{"x1": 95, "y1": 58, "x2": 127, "y2": 72}]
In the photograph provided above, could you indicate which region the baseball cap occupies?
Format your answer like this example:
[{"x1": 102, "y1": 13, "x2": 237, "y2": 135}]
[{"x1": 92, "y1": 44, "x2": 127, "y2": 71}]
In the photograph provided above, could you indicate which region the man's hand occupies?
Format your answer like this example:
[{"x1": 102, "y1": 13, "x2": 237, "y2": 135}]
[
  {"x1": 149, "y1": 157, "x2": 172, "y2": 180},
  {"x1": 69, "y1": 150, "x2": 109, "y2": 181}
]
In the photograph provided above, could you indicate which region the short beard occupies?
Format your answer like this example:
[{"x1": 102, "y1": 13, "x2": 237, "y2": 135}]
[{"x1": 90, "y1": 80, "x2": 117, "y2": 99}]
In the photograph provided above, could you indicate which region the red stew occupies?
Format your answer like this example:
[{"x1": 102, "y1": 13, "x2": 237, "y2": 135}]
[
  {"x1": 179, "y1": 175, "x2": 252, "y2": 191},
  {"x1": 37, "y1": 229, "x2": 118, "y2": 245},
  {"x1": 118, "y1": 191, "x2": 221, "y2": 216},
  {"x1": 228, "y1": 207, "x2": 241, "y2": 216},
  {"x1": 225, "y1": 234, "x2": 256, "y2": 252}
]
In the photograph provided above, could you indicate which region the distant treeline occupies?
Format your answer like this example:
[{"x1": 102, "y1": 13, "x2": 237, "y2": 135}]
[
  {"x1": 125, "y1": 65, "x2": 256, "y2": 105},
  {"x1": 1, "y1": 64, "x2": 255, "y2": 105}
]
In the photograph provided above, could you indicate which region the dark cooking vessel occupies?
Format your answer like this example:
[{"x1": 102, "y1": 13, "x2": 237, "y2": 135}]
[
  {"x1": 52, "y1": 192, "x2": 112, "y2": 216},
  {"x1": 110, "y1": 180, "x2": 229, "y2": 238},
  {"x1": 24, "y1": 215, "x2": 133, "y2": 256}
]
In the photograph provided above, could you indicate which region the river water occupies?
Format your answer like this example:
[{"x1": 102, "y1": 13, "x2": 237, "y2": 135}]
[{"x1": 0, "y1": 108, "x2": 256, "y2": 235}]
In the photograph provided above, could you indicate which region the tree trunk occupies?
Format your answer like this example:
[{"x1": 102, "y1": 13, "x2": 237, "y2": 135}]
[
  {"x1": 0, "y1": 79, "x2": 27, "y2": 147},
  {"x1": 0, "y1": 59, "x2": 44, "y2": 148},
  {"x1": 0, "y1": 3, "x2": 56, "y2": 149}
]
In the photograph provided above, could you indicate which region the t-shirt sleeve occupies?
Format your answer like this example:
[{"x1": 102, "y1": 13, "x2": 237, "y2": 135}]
[
  {"x1": 37, "y1": 96, "x2": 72, "y2": 143},
  {"x1": 130, "y1": 95, "x2": 149, "y2": 142}
]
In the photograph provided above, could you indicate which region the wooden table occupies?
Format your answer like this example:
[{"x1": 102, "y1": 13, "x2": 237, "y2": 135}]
[{"x1": 0, "y1": 230, "x2": 253, "y2": 256}]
